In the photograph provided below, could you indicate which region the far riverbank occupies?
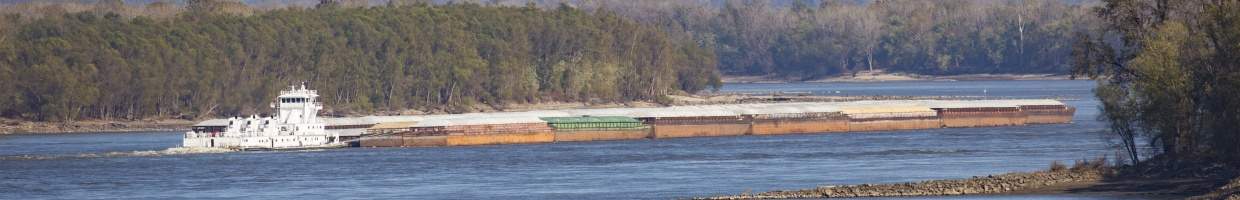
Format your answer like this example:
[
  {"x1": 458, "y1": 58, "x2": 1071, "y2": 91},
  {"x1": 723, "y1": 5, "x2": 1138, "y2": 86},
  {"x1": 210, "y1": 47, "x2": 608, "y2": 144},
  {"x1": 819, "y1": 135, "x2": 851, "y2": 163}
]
[
  {"x1": 723, "y1": 71, "x2": 1074, "y2": 83},
  {"x1": 0, "y1": 118, "x2": 193, "y2": 135}
]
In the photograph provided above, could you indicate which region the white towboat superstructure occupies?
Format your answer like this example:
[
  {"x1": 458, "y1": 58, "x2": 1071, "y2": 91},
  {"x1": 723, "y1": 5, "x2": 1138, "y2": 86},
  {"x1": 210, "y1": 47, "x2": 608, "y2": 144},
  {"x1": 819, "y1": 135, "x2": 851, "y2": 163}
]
[{"x1": 183, "y1": 84, "x2": 340, "y2": 150}]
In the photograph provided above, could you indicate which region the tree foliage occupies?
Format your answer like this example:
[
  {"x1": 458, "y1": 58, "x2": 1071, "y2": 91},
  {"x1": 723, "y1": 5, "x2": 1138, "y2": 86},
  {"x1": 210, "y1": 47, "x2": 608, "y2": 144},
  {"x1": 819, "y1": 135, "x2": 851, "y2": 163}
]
[
  {"x1": 2, "y1": 0, "x2": 1106, "y2": 80},
  {"x1": 591, "y1": 0, "x2": 1099, "y2": 79},
  {"x1": 0, "y1": 2, "x2": 720, "y2": 121},
  {"x1": 1073, "y1": 0, "x2": 1240, "y2": 165}
]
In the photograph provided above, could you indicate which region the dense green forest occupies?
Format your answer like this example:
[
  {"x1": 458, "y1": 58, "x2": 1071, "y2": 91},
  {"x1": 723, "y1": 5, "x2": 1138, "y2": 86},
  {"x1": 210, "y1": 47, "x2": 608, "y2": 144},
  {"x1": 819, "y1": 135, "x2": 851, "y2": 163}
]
[
  {"x1": 0, "y1": 1, "x2": 720, "y2": 121},
  {"x1": 1073, "y1": 0, "x2": 1240, "y2": 166},
  {"x1": 0, "y1": 0, "x2": 1114, "y2": 121},
  {"x1": 590, "y1": 0, "x2": 1100, "y2": 78},
  {"x1": 4, "y1": 0, "x2": 1106, "y2": 79}
]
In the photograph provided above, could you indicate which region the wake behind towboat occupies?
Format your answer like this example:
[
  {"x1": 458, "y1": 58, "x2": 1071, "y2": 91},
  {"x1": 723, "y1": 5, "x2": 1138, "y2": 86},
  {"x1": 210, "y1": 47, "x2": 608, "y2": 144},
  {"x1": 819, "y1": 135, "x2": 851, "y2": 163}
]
[{"x1": 182, "y1": 84, "x2": 343, "y2": 150}]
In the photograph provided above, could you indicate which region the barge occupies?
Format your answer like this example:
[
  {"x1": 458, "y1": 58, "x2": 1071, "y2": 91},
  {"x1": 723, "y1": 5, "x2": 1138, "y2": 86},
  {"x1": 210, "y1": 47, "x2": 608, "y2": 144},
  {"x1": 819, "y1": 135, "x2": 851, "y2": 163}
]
[
  {"x1": 355, "y1": 100, "x2": 1074, "y2": 148},
  {"x1": 186, "y1": 87, "x2": 1076, "y2": 149}
]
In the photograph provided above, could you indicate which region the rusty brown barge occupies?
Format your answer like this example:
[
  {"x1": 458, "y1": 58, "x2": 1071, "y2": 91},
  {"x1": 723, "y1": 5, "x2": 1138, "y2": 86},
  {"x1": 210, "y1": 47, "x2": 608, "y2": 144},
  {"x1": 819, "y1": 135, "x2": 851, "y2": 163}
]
[{"x1": 335, "y1": 99, "x2": 1075, "y2": 148}]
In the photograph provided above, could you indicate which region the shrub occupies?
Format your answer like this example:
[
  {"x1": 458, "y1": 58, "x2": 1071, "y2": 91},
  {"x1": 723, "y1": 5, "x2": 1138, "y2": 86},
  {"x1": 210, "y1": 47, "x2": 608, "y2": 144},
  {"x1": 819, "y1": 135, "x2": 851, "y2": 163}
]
[
  {"x1": 1071, "y1": 157, "x2": 1108, "y2": 172},
  {"x1": 1049, "y1": 160, "x2": 1068, "y2": 172}
]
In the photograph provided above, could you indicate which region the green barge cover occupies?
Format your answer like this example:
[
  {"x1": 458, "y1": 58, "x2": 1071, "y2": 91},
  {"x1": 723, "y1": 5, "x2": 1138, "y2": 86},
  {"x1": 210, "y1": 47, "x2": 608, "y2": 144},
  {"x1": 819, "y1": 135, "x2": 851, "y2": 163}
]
[{"x1": 540, "y1": 116, "x2": 645, "y2": 129}]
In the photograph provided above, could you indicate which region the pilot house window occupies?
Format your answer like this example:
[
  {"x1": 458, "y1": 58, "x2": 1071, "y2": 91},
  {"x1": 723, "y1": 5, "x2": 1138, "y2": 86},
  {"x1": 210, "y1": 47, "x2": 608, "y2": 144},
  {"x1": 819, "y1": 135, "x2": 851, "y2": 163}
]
[{"x1": 281, "y1": 98, "x2": 307, "y2": 103}]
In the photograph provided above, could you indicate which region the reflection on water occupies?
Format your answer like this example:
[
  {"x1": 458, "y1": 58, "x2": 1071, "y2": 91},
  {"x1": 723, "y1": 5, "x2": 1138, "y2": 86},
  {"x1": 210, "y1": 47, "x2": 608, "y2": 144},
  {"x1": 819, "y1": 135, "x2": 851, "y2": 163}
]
[{"x1": 0, "y1": 80, "x2": 1134, "y2": 200}]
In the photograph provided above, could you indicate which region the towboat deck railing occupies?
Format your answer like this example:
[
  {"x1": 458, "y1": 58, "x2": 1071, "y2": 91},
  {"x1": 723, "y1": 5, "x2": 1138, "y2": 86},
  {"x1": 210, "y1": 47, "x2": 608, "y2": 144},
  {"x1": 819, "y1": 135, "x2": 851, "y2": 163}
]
[{"x1": 279, "y1": 90, "x2": 318, "y2": 96}]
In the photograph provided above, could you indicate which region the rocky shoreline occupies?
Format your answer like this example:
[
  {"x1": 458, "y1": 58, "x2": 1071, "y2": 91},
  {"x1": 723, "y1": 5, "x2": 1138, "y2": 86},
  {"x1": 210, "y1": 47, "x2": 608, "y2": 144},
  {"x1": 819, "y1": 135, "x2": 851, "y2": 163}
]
[
  {"x1": 700, "y1": 159, "x2": 1122, "y2": 199},
  {"x1": 700, "y1": 157, "x2": 1240, "y2": 199},
  {"x1": 702, "y1": 169, "x2": 1104, "y2": 199}
]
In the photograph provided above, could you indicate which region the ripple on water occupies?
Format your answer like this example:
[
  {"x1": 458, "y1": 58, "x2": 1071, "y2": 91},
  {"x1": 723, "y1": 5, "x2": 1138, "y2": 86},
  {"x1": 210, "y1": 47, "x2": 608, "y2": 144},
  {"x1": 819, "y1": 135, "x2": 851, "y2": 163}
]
[{"x1": 0, "y1": 147, "x2": 235, "y2": 161}]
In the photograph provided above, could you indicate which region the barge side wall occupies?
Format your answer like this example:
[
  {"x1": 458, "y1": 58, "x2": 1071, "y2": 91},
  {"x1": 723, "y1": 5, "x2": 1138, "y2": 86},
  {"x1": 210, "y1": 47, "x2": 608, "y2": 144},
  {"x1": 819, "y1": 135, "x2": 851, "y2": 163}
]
[
  {"x1": 750, "y1": 119, "x2": 849, "y2": 135},
  {"x1": 652, "y1": 124, "x2": 752, "y2": 138},
  {"x1": 848, "y1": 118, "x2": 944, "y2": 132},
  {"x1": 939, "y1": 108, "x2": 1028, "y2": 128},
  {"x1": 1024, "y1": 107, "x2": 1076, "y2": 124},
  {"x1": 553, "y1": 129, "x2": 651, "y2": 142},
  {"x1": 445, "y1": 131, "x2": 555, "y2": 146}
]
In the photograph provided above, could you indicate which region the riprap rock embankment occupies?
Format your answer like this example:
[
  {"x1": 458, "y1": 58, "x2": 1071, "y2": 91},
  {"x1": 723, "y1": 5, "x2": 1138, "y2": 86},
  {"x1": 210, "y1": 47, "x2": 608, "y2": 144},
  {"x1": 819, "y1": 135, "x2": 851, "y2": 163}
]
[{"x1": 702, "y1": 169, "x2": 1104, "y2": 199}]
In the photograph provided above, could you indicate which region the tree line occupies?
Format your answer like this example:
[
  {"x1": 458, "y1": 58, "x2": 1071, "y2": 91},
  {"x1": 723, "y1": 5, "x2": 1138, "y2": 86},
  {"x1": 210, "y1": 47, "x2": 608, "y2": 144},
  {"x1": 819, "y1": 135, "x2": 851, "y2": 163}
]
[
  {"x1": 1073, "y1": 0, "x2": 1240, "y2": 166},
  {"x1": 4, "y1": 0, "x2": 1108, "y2": 79},
  {"x1": 587, "y1": 0, "x2": 1100, "y2": 79},
  {"x1": 0, "y1": 1, "x2": 721, "y2": 121}
]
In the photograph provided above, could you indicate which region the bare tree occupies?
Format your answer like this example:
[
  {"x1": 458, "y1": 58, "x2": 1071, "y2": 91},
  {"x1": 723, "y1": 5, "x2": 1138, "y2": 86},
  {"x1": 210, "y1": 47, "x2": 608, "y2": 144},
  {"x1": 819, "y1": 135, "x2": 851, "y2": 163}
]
[
  {"x1": 1096, "y1": 83, "x2": 1142, "y2": 166},
  {"x1": 857, "y1": 5, "x2": 881, "y2": 73}
]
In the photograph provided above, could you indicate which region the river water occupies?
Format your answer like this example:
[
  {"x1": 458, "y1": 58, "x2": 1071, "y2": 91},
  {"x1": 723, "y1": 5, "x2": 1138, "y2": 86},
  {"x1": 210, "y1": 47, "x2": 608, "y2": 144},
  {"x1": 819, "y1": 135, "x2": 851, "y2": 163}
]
[{"x1": 0, "y1": 80, "x2": 1138, "y2": 199}]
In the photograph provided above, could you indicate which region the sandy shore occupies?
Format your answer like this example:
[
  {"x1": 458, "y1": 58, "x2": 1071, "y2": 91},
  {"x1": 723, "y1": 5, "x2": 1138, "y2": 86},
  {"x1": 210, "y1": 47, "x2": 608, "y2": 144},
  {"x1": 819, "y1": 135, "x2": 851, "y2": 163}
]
[
  {"x1": 0, "y1": 118, "x2": 194, "y2": 135},
  {"x1": 722, "y1": 71, "x2": 1072, "y2": 83}
]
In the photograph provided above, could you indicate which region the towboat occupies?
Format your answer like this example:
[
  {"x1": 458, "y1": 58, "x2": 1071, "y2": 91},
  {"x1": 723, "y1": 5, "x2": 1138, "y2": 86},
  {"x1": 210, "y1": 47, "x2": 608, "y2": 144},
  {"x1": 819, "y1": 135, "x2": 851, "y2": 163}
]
[{"x1": 182, "y1": 84, "x2": 342, "y2": 150}]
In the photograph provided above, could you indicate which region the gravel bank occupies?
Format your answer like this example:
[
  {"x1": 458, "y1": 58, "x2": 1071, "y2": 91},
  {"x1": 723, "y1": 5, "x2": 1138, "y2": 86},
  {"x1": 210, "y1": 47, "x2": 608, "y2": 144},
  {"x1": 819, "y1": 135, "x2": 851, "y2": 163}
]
[{"x1": 701, "y1": 168, "x2": 1105, "y2": 199}]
